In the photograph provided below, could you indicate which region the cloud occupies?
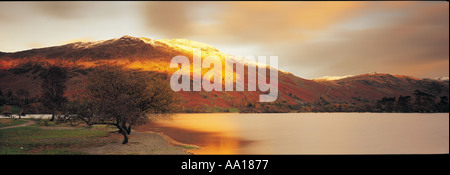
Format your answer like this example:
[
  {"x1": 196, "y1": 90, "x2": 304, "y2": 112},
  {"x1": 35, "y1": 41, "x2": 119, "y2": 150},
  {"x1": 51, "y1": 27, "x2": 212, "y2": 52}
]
[
  {"x1": 34, "y1": 2, "x2": 88, "y2": 19},
  {"x1": 218, "y1": 2, "x2": 365, "y2": 43},
  {"x1": 0, "y1": 1, "x2": 447, "y2": 79},
  {"x1": 140, "y1": 1, "x2": 448, "y2": 79},
  {"x1": 277, "y1": 2, "x2": 449, "y2": 78},
  {"x1": 143, "y1": 2, "x2": 197, "y2": 39},
  {"x1": 21, "y1": 2, "x2": 129, "y2": 20},
  {"x1": 142, "y1": 2, "x2": 365, "y2": 43}
]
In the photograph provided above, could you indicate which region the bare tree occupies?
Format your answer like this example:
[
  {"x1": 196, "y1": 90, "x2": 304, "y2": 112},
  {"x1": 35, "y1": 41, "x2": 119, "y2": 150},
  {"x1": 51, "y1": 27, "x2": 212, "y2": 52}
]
[
  {"x1": 40, "y1": 66, "x2": 68, "y2": 121},
  {"x1": 1, "y1": 105, "x2": 13, "y2": 118},
  {"x1": 16, "y1": 89, "x2": 30, "y2": 118},
  {"x1": 70, "y1": 65, "x2": 180, "y2": 144}
]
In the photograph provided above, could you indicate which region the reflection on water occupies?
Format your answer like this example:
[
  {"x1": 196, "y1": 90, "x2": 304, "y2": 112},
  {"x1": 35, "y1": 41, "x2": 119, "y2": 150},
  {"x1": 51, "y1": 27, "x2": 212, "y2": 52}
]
[
  {"x1": 136, "y1": 113, "x2": 449, "y2": 154},
  {"x1": 136, "y1": 113, "x2": 252, "y2": 154}
]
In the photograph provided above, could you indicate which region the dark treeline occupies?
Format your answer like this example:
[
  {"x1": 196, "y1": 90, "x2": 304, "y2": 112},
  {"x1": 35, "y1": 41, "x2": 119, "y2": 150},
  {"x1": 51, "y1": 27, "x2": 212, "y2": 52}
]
[
  {"x1": 2, "y1": 85, "x2": 449, "y2": 115},
  {"x1": 1, "y1": 65, "x2": 68, "y2": 118},
  {"x1": 292, "y1": 90, "x2": 448, "y2": 113},
  {"x1": 237, "y1": 90, "x2": 449, "y2": 113},
  {"x1": 375, "y1": 90, "x2": 449, "y2": 113},
  {"x1": 0, "y1": 88, "x2": 41, "y2": 117}
]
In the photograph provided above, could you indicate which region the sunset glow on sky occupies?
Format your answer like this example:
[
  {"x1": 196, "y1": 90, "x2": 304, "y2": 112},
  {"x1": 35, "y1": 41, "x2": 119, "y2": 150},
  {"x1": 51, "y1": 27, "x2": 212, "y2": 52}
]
[{"x1": 0, "y1": 1, "x2": 448, "y2": 79}]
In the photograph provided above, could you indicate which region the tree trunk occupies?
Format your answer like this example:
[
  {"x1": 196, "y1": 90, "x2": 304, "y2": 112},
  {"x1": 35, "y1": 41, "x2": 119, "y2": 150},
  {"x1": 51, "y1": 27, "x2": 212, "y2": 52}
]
[
  {"x1": 50, "y1": 112, "x2": 55, "y2": 121},
  {"x1": 127, "y1": 125, "x2": 132, "y2": 135},
  {"x1": 117, "y1": 123, "x2": 129, "y2": 144},
  {"x1": 121, "y1": 122, "x2": 132, "y2": 135},
  {"x1": 113, "y1": 121, "x2": 121, "y2": 133},
  {"x1": 121, "y1": 129, "x2": 128, "y2": 144}
]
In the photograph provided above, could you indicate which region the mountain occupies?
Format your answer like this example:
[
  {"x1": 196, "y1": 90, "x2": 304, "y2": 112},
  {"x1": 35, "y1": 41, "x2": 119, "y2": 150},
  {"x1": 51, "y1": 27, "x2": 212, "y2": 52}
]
[
  {"x1": 317, "y1": 73, "x2": 448, "y2": 102},
  {"x1": 436, "y1": 77, "x2": 449, "y2": 81},
  {"x1": 0, "y1": 35, "x2": 448, "y2": 112}
]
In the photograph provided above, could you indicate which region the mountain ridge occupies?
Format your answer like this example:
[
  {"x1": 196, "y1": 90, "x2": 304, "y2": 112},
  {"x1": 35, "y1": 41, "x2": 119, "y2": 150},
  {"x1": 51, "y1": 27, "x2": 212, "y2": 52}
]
[{"x1": 0, "y1": 35, "x2": 448, "y2": 112}]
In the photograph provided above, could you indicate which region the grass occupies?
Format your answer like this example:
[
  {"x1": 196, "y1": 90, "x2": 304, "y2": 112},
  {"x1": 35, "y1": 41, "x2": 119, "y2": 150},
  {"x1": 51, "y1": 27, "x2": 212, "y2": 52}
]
[
  {"x1": 0, "y1": 118, "x2": 27, "y2": 127},
  {"x1": 226, "y1": 108, "x2": 240, "y2": 113},
  {"x1": 205, "y1": 106, "x2": 240, "y2": 113},
  {"x1": 180, "y1": 145, "x2": 200, "y2": 149},
  {"x1": 10, "y1": 105, "x2": 20, "y2": 114},
  {"x1": 0, "y1": 119, "x2": 111, "y2": 155}
]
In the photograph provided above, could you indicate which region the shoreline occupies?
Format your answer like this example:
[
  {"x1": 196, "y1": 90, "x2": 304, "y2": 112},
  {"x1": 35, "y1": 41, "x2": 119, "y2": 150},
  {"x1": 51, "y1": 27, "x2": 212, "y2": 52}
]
[
  {"x1": 0, "y1": 118, "x2": 198, "y2": 155},
  {"x1": 78, "y1": 130, "x2": 199, "y2": 155},
  {"x1": 148, "y1": 131, "x2": 201, "y2": 154}
]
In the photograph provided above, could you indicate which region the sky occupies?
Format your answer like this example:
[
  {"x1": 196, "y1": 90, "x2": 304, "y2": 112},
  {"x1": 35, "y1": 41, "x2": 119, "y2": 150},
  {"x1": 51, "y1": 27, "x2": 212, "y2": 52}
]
[{"x1": 0, "y1": 1, "x2": 448, "y2": 79}]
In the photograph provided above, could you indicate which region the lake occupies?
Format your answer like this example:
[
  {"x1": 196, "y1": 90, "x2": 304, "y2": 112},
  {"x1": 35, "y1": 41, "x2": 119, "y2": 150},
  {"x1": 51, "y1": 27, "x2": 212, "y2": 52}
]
[{"x1": 135, "y1": 113, "x2": 449, "y2": 154}]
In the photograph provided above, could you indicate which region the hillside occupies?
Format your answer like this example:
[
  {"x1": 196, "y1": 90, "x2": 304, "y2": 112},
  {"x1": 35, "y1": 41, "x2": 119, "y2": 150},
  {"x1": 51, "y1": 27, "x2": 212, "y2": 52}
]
[{"x1": 0, "y1": 36, "x2": 448, "y2": 112}]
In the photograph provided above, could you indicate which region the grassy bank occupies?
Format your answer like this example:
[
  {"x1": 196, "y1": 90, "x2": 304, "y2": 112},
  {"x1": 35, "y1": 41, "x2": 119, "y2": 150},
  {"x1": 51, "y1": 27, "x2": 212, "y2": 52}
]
[
  {"x1": 0, "y1": 119, "x2": 112, "y2": 154},
  {"x1": 0, "y1": 119, "x2": 27, "y2": 128}
]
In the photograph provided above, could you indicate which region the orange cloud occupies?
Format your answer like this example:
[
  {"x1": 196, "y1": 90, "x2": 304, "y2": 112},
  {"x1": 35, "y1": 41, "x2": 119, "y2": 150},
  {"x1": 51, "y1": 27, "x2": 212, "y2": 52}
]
[
  {"x1": 143, "y1": 2, "x2": 366, "y2": 44},
  {"x1": 276, "y1": 2, "x2": 449, "y2": 79},
  {"x1": 223, "y1": 2, "x2": 364, "y2": 29}
]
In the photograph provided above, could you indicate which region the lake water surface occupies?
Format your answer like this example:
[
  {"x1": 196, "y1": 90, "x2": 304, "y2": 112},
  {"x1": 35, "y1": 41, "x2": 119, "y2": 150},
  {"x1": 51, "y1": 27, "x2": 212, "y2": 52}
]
[{"x1": 136, "y1": 113, "x2": 449, "y2": 154}]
